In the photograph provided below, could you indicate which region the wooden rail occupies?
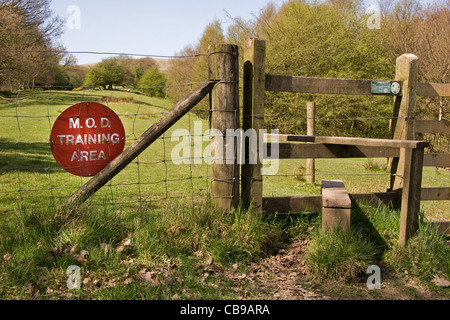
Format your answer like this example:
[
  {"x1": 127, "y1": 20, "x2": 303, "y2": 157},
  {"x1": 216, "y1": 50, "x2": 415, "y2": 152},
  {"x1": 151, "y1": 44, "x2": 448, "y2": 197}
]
[
  {"x1": 265, "y1": 74, "x2": 450, "y2": 97},
  {"x1": 417, "y1": 83, "x2": 450, "y2": 97},
  {"x1": 262, "y1": 133, "x2": 429, "y2": 245},
  {"x1": 415, "y1": 119, "x2": 450, "y2": 135},
  {"x1": 263, "y1": 192, "x2": 400, "y2": 214}
]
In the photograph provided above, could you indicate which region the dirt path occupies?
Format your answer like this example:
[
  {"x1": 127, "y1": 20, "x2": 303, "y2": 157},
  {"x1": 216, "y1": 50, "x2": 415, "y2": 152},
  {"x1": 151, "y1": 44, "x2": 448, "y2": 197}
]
[
  {"x1": 216, "y1": 235, "x2": 449, "y2": 300},
  {"x1": 217, "y1": 236, "x2": 328, "y2": 300}
]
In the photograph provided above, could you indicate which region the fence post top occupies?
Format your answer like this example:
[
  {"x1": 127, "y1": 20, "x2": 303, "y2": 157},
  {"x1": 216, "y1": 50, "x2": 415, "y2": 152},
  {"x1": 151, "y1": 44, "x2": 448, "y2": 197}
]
[
  {"x1": 396, "y1": 53, "x2": 418, "y2": 62},
  {"x1": 247, "y1": 37, "x2": 266, "y2": 44}
]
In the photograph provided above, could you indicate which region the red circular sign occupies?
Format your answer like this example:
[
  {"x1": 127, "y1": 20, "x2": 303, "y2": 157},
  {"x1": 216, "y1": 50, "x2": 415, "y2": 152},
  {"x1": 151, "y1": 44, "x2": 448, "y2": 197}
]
[{"x1": 50, "y1": 102, "x2": 126, "y2": 177}]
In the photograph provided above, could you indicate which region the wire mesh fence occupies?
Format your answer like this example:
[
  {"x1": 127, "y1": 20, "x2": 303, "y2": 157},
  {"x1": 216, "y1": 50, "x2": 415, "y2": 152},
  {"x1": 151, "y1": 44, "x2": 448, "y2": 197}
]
[
  {"x1": 1, "y1": 49, "x2": 448, "y2": 215},
  {"x1": 0, "y1": 81, "x2": 215, "y2": 213}
]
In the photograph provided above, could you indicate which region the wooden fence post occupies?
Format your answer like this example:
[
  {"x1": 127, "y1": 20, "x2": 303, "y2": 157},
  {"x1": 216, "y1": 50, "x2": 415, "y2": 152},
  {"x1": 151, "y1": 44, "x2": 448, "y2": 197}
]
[
  {"x1": 208, "y1": 44, "x2": 240, "y2": 212},
  {"x1": 399, "y1": 147, "x2": 425, "y2": 246},
  {"x1": 390, "y1": 54, "x2": 419, "y2": 192},
  {"x1": 306, "y1": 102, "x2": 315, "y2": 184},
  {"x1": 242, "y1": 38, "x2": 266, "y2": 212},
  {"x1": 389, "y1": 54, "x2": 424, "y2": 246}
]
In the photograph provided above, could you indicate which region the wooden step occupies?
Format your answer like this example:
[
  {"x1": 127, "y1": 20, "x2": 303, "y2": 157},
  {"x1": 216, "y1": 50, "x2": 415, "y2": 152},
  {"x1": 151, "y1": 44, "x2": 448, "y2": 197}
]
[{"x1": 321, "y1": 180, "x2": 351, "y2": 232}]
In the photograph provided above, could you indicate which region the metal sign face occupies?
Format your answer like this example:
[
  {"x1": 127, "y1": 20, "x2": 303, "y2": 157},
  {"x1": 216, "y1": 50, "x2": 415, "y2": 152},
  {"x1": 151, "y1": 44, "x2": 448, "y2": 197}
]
[
  {"x1": 50, "y1": 102, "x2": 126, "y2": 177},
  {"x1": 371, "y1": 81, "x2": 401, "y2": 95},
  {"x1": 391, "y1": 82, "x2": 401, "y2": 95},
  {"x1": 371, "y1": 81, "x2": 392, "y2": 94}
]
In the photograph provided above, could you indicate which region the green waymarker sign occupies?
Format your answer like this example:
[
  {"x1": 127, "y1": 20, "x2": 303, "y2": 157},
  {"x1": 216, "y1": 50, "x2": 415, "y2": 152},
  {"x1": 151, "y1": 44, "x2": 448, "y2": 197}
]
[{"x1": 371, "y1": 81, "x2": 401, "y2": 95}]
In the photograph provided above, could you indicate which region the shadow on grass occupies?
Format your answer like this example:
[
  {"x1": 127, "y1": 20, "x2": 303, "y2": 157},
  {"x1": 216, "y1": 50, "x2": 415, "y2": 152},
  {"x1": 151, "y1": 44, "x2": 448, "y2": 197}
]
[
  {"x1": 0, "y1": 89, "x2": 166, "y2": 112},
  {"x1": 350, "y1": 199, "x2": 390, "y2": 256},
  {"x1": 0, "y1": 138, "x2": 63, "y2": 173}
]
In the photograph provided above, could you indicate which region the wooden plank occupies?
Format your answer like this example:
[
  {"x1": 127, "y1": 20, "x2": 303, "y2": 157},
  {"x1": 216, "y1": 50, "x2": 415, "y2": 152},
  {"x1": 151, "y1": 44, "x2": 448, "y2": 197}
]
[
  {"x1": 321, "y1": 180, "x2": 351, "y2": 232},
  {"x1": 268, "y1": 142, "x2": 400, "y2": 159},
  {"x1": 315, "y1": 136, "x2": 428, "y2": 149},
  {"x1": 262, "y1": 192, "x2": 400, "y2": 214},
  {"x1": 263, "y1": 195, "x2": 322, "y2": 213},
  {"x1": 415, "y1": 119, "x2": 450, "y2": 135},
  {"x1": 265, "y1": 74, "x2": 373, "y2": 95},
  {"x1": 426, "y1": 221, "x2": 450, "y2": 235},
  {"x1": 417, "y1": 82, "x2": 450, "y2": 97},
  {"x1": 62, "y1": 81, "x2": 218, "y2": 207},
  {"x1": 321, "y1": 180, "x2": 352, "y2": 209},
  {"x1": 242, "y1": 38, "x2": 265, "y2": 212},
  {"x1": 209, "y1": 44, "x2": 240, "y2": 212},
  {"x1": 265, "y1": 76, "x2": 449, "y2": 97},
  {"x1": 264, "y1": 134, "x2": 315, "y2": 143},
  {"x1": 421, "y1": 187, "x2": 450, "y2": 201},
  {"x1": 423, "y1": 153, "x2": 450, "y2": 167}
]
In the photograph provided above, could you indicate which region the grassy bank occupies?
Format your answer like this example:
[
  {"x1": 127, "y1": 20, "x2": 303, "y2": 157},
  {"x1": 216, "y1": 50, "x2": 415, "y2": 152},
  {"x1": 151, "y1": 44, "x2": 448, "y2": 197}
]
[{"x1": 0, "y1": 199, "x2": 448, "y2": 300}]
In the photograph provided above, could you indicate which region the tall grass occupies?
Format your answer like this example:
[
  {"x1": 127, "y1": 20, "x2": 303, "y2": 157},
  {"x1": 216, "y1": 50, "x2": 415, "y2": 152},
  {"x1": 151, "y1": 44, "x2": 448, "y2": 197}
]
[
  {"x1": 0, "y1": 199, "x2": 286, "y2": 299},
  {"x1": 132, "y1": 200, "x2": 285, "y2": 267},
  {"x1": 304, "y1": 201, "x2": 449, "y2": 287},
  {"x1": 384, "y1": 222, "x2": 450, "y2": 282},
  {"x1": 305, "y1": 227, "x2": 379, "y2": 282}
]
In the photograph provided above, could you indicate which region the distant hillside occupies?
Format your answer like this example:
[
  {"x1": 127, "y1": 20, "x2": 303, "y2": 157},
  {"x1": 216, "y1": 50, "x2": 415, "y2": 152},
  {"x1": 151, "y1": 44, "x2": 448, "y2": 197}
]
[
  {"x1": 81, "y1": 58, "x2": 171, "y2": 73},
  {"x1": 154, "y1": 58, "x2": 171, "y2": 72}
]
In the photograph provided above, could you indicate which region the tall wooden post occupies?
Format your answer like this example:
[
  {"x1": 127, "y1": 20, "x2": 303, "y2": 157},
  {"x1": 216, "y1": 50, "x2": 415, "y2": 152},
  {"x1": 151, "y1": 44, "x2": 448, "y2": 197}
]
[
  {"x1": 306, "y1": 102, "x2": 316, "y2": 184},
  {"x1": 208, "y1": 44, "x2": 240, "y2": 212},
  {"x1": 389, "y1": 54, "x2": 423, "y2": 246},
  {"x1": 399, "y1": 147, "x2": 425, "y2": 246},
  {"x1": 242, "y1": 38, "x2": 266, "y2": 212},
  {"x1": 390, "y1": 54, "x2": 419, "y2": 191}
]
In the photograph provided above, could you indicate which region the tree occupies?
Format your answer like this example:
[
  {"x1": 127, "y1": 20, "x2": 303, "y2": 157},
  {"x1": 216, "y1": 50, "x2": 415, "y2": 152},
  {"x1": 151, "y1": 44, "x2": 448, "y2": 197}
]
[
  {"x1": 251, "y1": 0, "x2": 395, "y2": 137},
  {"x1": 0, "y1": 0, "x2": 63, "y2": 45},
  {"x1": 84, "y1": 58, "x2": 128, "y2": 89},
  {"x1": 129, "y1": 57, "x2": 158, "y2": 86},
  {"x1": 166, "y1": 44, "x2": 199, "y2": 105},
  {"x1": 0, "y1": 0, "x2": 65, "y2": 88},
  {"x1": 166, "y1": 20, "x2": 225, "y2": 117},
  {"x1": 138, "y1": 67, "x2": 166, "y2": 98},
  {"x1": 381, "y1": 0, "x2": 449, "y2": 141}
]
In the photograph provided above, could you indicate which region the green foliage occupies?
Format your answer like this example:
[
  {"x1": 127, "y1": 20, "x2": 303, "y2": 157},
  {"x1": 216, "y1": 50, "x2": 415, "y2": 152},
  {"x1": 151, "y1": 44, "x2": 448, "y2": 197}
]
[
  {"x1": 166, "y1": 19, "x2": 225, "y2": 118},
  {"x1": 84, "y1": 58, "x2": 128, "y2": 89},
  {"x1": 138, "y1": 67, "x2": 167, "y2": 98},
  {"x1": 258, "y1": 0, "x2": 396, "y2": 137}
]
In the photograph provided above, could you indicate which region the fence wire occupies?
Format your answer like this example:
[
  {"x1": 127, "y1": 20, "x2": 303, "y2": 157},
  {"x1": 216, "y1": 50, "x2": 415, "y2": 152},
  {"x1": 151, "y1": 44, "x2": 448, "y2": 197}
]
[
  {"x1": 0, "y1": 82, "x2": 215, "y2": 213},
  {"x1": 1, "y1": 49, "x2": 447, "y2": 213}
]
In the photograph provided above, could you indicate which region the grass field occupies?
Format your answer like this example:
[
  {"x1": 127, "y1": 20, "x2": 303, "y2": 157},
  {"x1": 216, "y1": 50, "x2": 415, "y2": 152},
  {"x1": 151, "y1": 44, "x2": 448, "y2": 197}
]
[
  {"x1": 0, "y1": 88, "x2": 213, "y2": 212},
  {"x1": 0, "y1": 88, "x2": 449, "y2": 301}
]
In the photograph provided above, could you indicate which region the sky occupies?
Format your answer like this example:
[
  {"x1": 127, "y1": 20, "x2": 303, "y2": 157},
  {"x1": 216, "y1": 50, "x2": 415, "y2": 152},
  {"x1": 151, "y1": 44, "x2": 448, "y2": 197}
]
[
  {"x1": 50, "y1": 0, "x2": 285, "y2": 65},
  {"x1": 49, "y1": 0, "x2": 418, "y2": 65}
]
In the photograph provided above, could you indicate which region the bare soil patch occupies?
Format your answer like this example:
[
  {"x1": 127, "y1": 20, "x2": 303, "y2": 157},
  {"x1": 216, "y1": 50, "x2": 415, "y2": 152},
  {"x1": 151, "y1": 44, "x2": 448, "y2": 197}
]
[{"x1": 216, "y1": 235, "x2": 449, "y2": 300}]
